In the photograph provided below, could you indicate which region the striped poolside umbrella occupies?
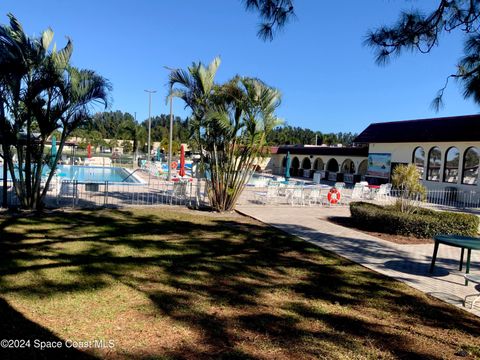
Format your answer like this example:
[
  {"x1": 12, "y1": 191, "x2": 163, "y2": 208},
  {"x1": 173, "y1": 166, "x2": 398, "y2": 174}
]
[
  {"x1": 87, "y1": 143, "x2": 92, "y2": 158},
  {"x1": 285, "y1": 151, "x2": 291, "y2": 180},
  {"x1": 179, "y1": 144, "x2": 186, "y2": 177}
]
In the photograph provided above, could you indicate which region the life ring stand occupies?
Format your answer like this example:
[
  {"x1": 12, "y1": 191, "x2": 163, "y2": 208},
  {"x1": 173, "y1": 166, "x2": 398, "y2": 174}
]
[
  {"x1": 170, "y1": 161, "x2": 178, "y2": 170},
  {"x1": 327, "y1": 188, "x2": 341, "y2": 204}
]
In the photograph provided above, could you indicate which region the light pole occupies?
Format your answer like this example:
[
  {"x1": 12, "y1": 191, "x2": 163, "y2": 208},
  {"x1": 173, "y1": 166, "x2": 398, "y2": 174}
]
[
  {"x1": 167, "y1": 95, "x2": 173, "y2": 181},
  {"x1": 144, "y1": 89, "x2": 156, "y2": 161},
  {"x1": 164, "y1": 66, "x2": 177, "y2": 181}
]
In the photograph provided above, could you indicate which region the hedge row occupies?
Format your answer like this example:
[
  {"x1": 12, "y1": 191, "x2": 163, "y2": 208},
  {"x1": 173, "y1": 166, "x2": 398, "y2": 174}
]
[{"x1": 349, "y1": 202, "x2": 479, "y2": 239}]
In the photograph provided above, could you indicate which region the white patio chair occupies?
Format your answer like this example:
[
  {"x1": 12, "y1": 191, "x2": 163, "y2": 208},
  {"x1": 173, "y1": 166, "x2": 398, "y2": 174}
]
[
  {"x1": 352, "y1": 183, "x2": 368, "y2": 199},
  {"x1": 375, "y1": 183, "x2": 392, "y2": 203},
  {"x1": 277, "y1": 182, "x2": 288, "y2": 199},
  {"x1": 285, "y1": 185, "x2": 304, "y2": 206},
  {"x1": 254, "y1": 184, "x2": 279, "y2": 204},
  {"x1": 334, "y1": 182, "x2": 346, "y2": 190},
  {"x1": 303, "y1": 186, "x2": 321, "y2": 206},
  {"x1": 340, "y1": 183, "x2": 365, "y2": 204}
]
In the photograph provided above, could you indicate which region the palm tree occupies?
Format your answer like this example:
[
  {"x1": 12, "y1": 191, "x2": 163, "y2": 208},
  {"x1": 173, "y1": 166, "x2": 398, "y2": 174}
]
[
  {"x1": 205, "y1": 77, "x2": 282, "y2": 211},
  {"x1": 121, "y1": 122, "x2": 146, "y2": 162},
  {"x1": 0, "y1": 14, "x2": 110, "y2": 209},
  {"x1": 168, "y1": 58, "x2": 281, "y2": 211},
  {"x1": 168, "y1": 57, "x2": 220, "y2": 157}
]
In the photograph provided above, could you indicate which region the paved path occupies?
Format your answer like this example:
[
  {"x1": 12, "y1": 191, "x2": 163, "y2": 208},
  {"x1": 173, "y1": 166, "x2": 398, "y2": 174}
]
[{"x1": 237, "y1": 205, "x2": 480, "y2": 317}]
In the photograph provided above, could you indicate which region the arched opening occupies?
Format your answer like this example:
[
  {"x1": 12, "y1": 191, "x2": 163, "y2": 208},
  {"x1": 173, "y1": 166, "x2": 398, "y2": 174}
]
[
  {"x1": 291, "y1": 157, "x2": 300, "y2": 176},
  {"x1": 302, "y1": 157, "x2": 311, "y2": 170},
  {"x1": 341, "y1": 159, "x2": 355, "y2": 174},
  {"x1": 412, "y1": 146, "x2": 425, "y2": 179},
  {"x1": 313, "y1": 158, "x2": 324, "y2": 171},
  {"x1": 427, "y1": 147, "x2": 441, "y2": 181},
  {"x1": 443, "y1": 147, "x2": 459, "y2": 183},
  {"x1": 282, "y1": 156, "x2": 287, "y2": 168},
  {"x1": 301, "y1": 157, "x2": 312, "y2": 178},
  {"x1": 462, "y1": 147, "x2": 479, "y2": 185},
  {"x1": 326, "y1": 158, "x2": 339, "y2": 172},
  {"x1": 357, "y1": 160, "x2": 368, "y2": 175}
]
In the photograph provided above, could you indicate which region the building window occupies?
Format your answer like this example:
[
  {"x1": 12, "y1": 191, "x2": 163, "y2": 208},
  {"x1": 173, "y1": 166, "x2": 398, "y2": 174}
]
[
  {"x1": 443, "y1": 147, "x2": 459, "y2": 183},
  {"x1": 427, "y1": 147, "x2": 441, "y2": 181},
  {"x1": 412, "y1": 147, "x2": 425, "y2": 178},
  {"x1": 462, "y1": 147, "x2": 479, "y2": 185}
]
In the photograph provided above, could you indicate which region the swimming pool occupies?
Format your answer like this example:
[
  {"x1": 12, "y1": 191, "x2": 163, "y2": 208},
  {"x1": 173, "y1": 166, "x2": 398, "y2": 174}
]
[
  {"x1": 0, "y1": 165, "x2": 142, "y2": 184},
  {"x1": 56, "y1": 165, "x2": 142, "y2": 183},
  {"x1": 246, "y1": 174, "x2": 285, "y2": 187}
]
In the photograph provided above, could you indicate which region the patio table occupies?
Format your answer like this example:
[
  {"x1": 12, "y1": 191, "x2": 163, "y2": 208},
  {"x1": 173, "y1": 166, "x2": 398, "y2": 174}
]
[{"x1": 429, "y1": 234, "x2": 480, "y2": 285}]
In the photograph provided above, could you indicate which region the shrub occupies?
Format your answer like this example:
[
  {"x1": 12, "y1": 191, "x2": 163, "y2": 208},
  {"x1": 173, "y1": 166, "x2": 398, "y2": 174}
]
[{"x1": 350, "y1": 202, "x2": 479, "y2": 239}]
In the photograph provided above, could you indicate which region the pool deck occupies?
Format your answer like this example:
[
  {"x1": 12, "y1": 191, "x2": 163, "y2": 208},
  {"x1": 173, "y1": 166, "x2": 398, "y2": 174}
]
[{"x1": 236, "y1": 204, "x2": 480, "y2": 317}]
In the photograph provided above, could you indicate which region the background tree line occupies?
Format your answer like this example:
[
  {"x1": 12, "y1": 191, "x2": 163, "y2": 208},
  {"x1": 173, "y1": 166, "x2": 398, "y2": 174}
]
[
  {"x1": 267, "y1": 126, "x2": 357, "y2": 146},
  {"x1": 71, "y1": 111, "x2": 191, "y2": 155},
  {"x1": 71, "y1": 111, "x2": 358, "y2": 153}
]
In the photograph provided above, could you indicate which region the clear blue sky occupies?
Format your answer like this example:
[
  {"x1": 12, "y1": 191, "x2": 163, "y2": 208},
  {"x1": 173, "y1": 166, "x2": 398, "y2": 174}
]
[{"x1": 1, "y1": 0, "x2": 478, "y2": 134}]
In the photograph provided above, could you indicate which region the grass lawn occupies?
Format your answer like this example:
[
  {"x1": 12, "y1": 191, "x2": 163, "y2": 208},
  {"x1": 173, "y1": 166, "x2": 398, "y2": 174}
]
[{"x1": 0, "y1": 208, "x2": 479, "y2": 359}]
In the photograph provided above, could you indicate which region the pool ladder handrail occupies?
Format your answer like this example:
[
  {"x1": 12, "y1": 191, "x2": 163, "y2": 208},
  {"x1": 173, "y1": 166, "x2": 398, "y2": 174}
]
[{"x1": 122, "y1": 168, "x2": 142, "y2": 182}]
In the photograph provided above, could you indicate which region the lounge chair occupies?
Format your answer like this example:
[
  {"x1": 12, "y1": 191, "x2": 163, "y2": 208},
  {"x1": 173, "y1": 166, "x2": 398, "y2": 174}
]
[
  {"x1": 57, "y1": 181, "x2": 78, "y2": 205},
  {"x1": 169, "y1": 181, "x2": 188, "y2": 205}
]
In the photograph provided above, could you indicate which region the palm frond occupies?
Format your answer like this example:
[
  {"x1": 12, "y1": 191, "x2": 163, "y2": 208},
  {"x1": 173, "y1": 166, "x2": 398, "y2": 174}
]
[{"x1": 41, "y1": 28, "x2": 54, "y2": 51}]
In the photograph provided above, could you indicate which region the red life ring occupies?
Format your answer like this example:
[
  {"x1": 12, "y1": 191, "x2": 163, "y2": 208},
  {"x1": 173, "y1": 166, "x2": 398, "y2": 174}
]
[
  {"x1": 171, "y1": 161, "x2": 178, "y2": 170},
  {"x1": 328, "y1": 188, "x2": 341, "y2": 204}
]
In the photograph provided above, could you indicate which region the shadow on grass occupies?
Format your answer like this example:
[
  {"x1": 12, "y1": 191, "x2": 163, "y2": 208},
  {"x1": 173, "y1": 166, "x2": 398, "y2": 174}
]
[
  {"x1": 0, "y1": 298, "x2": 96, "y2": 359},
  {"x1": 0, "y1": 209, "x2": 479, "y2": 359}
]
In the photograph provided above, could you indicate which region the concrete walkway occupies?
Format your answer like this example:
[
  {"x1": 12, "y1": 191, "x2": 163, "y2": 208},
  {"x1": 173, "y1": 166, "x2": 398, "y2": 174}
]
[{"x1": 237, "y1": 205, "x2": 480, "y2": 317}]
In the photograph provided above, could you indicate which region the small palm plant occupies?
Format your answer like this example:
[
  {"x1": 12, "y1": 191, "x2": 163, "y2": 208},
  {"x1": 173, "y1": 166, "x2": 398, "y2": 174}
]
[{"x1": 391, "y1": 164, "x2": 427, "y2": 213}]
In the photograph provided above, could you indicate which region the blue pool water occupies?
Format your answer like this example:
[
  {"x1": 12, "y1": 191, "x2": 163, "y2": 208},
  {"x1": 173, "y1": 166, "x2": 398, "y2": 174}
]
[
  {"x1": 1, "y1": 165, "x2": 141, "y2": 183},
  {"x1": 56, "y1": 166, "x2": 140, "y2": 183}
]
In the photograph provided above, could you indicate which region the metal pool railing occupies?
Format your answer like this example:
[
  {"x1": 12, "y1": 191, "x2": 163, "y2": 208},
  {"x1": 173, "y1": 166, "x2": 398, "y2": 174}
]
[
  {"x1": 2, "y1": 180, "x2": 480, "y2": 211},
  {"x1": 52, "y1": 180, "x2": 211, "y2": 208},
  {"x1": 238, "y1": 185, "x2": 480, "y2": 210},
  {"x1": 0, "y1": 179, "x2": 211, "y2": 209}
]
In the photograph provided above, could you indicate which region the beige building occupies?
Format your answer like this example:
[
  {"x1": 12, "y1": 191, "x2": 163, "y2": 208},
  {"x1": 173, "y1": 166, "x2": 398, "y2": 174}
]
[
  {"x1": 266, "y1": 114, "x2": 480, "y2": 196},
  {"x1": 354, "y1": 114, "x2": 480, "y2": 192},
  {"x1": 267, "y1": 145, "x2": 369, "y2": 183}
]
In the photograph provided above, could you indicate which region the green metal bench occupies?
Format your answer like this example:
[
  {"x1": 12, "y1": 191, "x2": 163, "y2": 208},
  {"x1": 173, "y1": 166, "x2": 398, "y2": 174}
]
[{"x1": 429, "y1": 234, "x2": 480, "y2": 285}]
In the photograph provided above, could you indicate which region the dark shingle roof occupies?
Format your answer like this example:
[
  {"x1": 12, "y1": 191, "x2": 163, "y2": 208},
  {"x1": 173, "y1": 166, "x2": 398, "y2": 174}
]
[
  {"x1": 354, "y1": 114, "x2": 480, "y2": 144},
  {"x1": 276, "y1": 145, "x2": 368, "y2": 157}
]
